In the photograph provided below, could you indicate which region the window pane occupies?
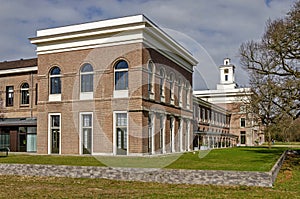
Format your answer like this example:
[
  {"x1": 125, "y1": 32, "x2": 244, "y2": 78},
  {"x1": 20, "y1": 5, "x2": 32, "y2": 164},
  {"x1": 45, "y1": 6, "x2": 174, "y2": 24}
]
[
  {"x1": 83, "y1": 114, "x2": 92, "y2": 127},
  {"x1": 50, "y1": 67, "x2": 61, "y2": 75},
  {"x1": 117, "y1": 113, "x2": 127, "y2": 126},
  {"x1": 81, "y1": 74, "x2": 93, "y2": 92},
  {"x1": 51, "y1": 115, "x2": 60, "y2": 127},
  {"x1": 81, "y1": 64, "x2": 93, "y2": 72},
  {"x1": 115, "y1": 60, "x2": 128, "y2": 69},
  {"x1": 115, "y1": 71, "x2": 128, "y2": 90},
  {"x1": 21, "y1": 90, "x2": 29, "y2": 104},
  {"x1": 50, "y1": 77, "x2": 61, "y2": 94}
]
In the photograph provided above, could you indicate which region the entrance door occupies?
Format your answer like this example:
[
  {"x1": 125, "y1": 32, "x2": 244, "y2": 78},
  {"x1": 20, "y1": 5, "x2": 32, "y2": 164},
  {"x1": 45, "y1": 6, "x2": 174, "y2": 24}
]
[
  {"x1": 116, "y1": 127, "x2": 127, "y2": 155},
  {"x1": 18, "y1": 134, "x2": 26, "y2": 152},
  {"x1": 50, "y1": 115, "x2": 60, "y2": 154}
]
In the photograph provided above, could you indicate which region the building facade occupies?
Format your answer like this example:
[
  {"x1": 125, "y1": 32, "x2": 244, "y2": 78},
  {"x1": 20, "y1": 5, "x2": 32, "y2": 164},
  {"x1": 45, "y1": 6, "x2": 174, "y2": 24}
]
[
  {"x1": 28, "y1": 15, "x2": 199, "y2": 155},
  {"x1": 0, "y1": 58, "x2": 38, "y2": 152},
  {"x1": 194, "y1": 58, "x2": 264, "y2": 146},
  {"x1": 0, "y1": 15, "x2": 248, "y2": 155}
]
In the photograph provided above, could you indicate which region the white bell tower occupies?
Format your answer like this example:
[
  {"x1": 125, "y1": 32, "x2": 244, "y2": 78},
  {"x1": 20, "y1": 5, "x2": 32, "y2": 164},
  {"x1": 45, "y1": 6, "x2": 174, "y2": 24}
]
[{"x1": 217, "y1": 58, "x2": 237, "y2": 90}]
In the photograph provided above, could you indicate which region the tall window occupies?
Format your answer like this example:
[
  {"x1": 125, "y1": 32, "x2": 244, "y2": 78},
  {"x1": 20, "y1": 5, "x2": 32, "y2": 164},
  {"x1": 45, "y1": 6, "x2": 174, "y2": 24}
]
[
  {"x1": 80, "y1": 64, "x2": 94, "y2": 93},
  {"x1": 116, "y1": 112, "x2": 127, "y2": 155},
  {"x1": 21, "y1": 83, "x2": 29, "y2": 105},
  {"x1": 185, "y1": 81, "x2": 190, "y2": 108},
  {"x1": 169, "y1": 73, "x2": 174, "y2": 103},
  {"x1": 6, "y1": 86, "x2": 14, "y2": 107},
  {"x1": 50, "y1": 114, "x2": 60, "y2": 154},
  {"x1": 159, "y1": 114, "x2": 165, "y2": 153},
  {"x1": 115, "y1": 60, "x2": 128, "y2": 90},
  {"x1": 178, "y1": 78, "x2": 182, "y2": 106},
  {"x1": 240, "y1": 118, "x2": 246, "y2": 127},
  {"x1": 81, "y1": 114, "x2": 92, "y2": 154},
  {"x1": 50, "y1": 67, "x2": 61, "y2": 94},
  {"x1": 148, "y1": 61, "x2": 154, "y2": 96},
  {"x1": 148, "y1": 114, "x2": 153, "y2": 153},
  {"x1": 159, "y1": 68, "x2": 165, "y2": 101}
]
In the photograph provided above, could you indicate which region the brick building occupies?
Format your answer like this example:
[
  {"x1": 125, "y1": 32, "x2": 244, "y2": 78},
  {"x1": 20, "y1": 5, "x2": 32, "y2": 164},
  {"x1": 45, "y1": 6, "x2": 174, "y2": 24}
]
[
  {"x1": 0, "y1": 15, "x2": 241, "y2": 155},
  {"x1": 194, "y1": 58, "x2": 264, "y2": 146},
  {"x1": 0, "y1": 58, "x2": 38, "y2": 152}
]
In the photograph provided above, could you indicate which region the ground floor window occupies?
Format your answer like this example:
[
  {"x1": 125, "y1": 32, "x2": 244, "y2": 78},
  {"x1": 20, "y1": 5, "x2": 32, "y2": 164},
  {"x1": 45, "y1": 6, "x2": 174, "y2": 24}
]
[
  {"x1": 116, "y1": 112, "x2": 127, "y2": 155},
  {"x1": 148, "y1": 114, "x2": 153, "y2": 153},
  {"x1": 0, "y1": 126, "x2": 37, "y2": 152},
  {"x1": 0, "y1": 130, "x2": 10, "y2": 149},
  {"x1": 81, "y1": 113, "x2": 92, "y2": 154},
  {"x1": 49, "y1": 114, "x2": 60, "y2": 154},
  {"x1": 240, "y1": 131, "x2": 246, "y2": 145}
]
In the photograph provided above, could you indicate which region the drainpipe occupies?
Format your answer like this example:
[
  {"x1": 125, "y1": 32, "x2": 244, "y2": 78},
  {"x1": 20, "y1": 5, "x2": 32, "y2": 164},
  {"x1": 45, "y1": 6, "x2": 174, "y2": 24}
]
[{"x1": 30, "y1": 72, "x2": 33, "y2": 118}]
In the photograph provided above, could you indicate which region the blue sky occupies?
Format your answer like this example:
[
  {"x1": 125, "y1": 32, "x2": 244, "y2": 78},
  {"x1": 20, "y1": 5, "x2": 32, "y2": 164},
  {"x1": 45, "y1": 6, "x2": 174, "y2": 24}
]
[{"x1": 0, "y1": 0, "x2": 296, "y2": 89}]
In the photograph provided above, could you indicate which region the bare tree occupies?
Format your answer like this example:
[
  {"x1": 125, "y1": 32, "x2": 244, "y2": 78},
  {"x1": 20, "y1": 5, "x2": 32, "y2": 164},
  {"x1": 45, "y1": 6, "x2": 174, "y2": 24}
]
[{"x1": 239, "y1": 1, "x2": 300, "y2": 147}]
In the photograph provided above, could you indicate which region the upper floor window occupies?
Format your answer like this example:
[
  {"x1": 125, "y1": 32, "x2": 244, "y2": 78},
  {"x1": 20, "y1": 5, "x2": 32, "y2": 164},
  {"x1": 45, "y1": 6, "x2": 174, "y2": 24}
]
[
  {"x1": 185, "y1": 81, "x2": 190, "y2": 108},
  {"x1": 80, "y1": 64, "x2": 94, "y2": 93},
  {"x1": 178, "y1": 78, "x2": 182, "y2": 106},
  {"x1": 6, "y1": 86, "x2": 14, "y2": 107},
  {"x1": 50, "y1": 67, "x2": 61, "y2": 94},
  {"x1": 148, "y1": 61, "x2": 154, "y2": 94},
  {"x1": 21, "y1": 83, "x2": 29, "y2": 105},
  {"x1": 169, "y1": 73, "x2": 174, "y2": 103},
  {"x1": 114, "y1": 60, "x2": 128, "y2": 90},
  {"x1": 240, "y1": 118, "x2": 246, "y2": 127},
  {"x1": 159, "y1": 68, "x2": 165, "y2": 100}
]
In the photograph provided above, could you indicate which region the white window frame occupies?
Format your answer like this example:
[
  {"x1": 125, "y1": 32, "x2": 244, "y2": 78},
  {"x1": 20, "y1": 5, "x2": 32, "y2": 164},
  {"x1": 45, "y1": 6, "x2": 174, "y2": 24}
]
[
  {"x1": 169, "y1": 73, "x2": 175, "y2": 105},
  {"x1": 49, "y1": 67, "x2": 62, "y2": 102},
  {"x1": 159, "y1": 68, "x2": 165, "y2": 102},
  {"x1": 114, "y1": 60, "x2": 129, "y2": 98},
  {"x1": 79, "y1": 112, "x2": 93, "y2": 155},
  {"x1": 113, "y1": 111, "x2": 128, "y2": 155},
  {"x1": 170, "y1": 117, "x2": 175, "y2": 153},
  {"x1": 178, "y1": 78, "x2": 182, "y2": 107},
  {"x1": 20, "y1": 83, "x2": 30, "y2": 105},
  {"x1": 148, "y1": 60, "x2": 155, "y2": 100},
  {"x1": 48, "y1": 113, "x2": 61, "y2": 154},
  {"x1": 80, "y1": 64, "x2": 94, "y2": 100}
]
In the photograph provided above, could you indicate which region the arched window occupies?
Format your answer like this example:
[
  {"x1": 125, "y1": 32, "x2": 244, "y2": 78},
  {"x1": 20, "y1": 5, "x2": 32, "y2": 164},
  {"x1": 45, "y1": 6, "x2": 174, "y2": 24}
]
[
  {"x1": 21, "y1": 83, "x2": 29, "y2": 105},
  {"x1": 178, "y1": 77, "x2": 182, "y2": 106},
  {"x1": 169, "y1": 73, "x2": 174, "y2": 103},
  {"x1": 159, "y1": 68, "x2": 165, "y2": 100},
  {"x1": 148, "y1": 61, "x2": 154, "y2": 94},
  {"x1": 185, "y1": 81, "x2": 190, "y2": 108},
  {"x1": 80, "y1": 64, "x2": 93, "y2": 93},
  {"x1": 114, "y1": 60, "x2": 128, "y2": 90},
  {"x1": 50, "y1": 67, "x2": 61, "y2": 94}
]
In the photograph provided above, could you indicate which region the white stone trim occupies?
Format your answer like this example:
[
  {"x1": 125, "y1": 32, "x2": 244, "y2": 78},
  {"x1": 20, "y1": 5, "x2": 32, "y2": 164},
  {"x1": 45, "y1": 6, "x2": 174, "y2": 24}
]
[
  {"x1": 0, "y1": 66, "x2": 37, "y2": 75},
  {"x1": 49, "y1": 94, "x2": 61, "y2": 102}
]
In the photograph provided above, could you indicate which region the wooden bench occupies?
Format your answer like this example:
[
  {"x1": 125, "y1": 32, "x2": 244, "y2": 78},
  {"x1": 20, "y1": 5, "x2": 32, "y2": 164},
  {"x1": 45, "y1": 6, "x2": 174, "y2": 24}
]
[{"x1": 0, "y1": 147, "x2": 9, "y2": 157}]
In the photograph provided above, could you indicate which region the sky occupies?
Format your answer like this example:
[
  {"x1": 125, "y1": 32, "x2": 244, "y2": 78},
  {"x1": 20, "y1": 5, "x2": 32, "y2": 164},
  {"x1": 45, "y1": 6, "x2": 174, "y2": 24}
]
[{"x1": 0, "y1": 0, "x2": 297, "y2": 90}]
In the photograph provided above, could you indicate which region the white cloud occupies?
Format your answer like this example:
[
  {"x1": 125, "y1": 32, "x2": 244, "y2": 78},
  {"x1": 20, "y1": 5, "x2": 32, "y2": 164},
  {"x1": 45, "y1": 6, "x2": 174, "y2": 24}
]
[{"x1": 0, "y1": 0, "x2": 297, "y2": 88}]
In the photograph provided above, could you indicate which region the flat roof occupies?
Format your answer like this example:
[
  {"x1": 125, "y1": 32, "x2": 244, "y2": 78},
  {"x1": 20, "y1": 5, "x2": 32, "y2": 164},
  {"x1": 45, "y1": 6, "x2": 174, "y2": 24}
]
[{"x1": 0, "y1": 58, "x2": 37, "y2": 71}]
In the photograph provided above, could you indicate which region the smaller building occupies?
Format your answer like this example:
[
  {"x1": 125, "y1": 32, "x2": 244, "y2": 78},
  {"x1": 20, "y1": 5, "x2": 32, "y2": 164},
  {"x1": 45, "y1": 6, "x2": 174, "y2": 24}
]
[
  {"x1": 194, "y1": 58, "x2": 264, "y2": 146},
  {"x1": 193, "y1": 97, "x2": 238, "y2": 150},
  {"x1": 0, "y1": 58, "x2": 38, "y2": 152}
]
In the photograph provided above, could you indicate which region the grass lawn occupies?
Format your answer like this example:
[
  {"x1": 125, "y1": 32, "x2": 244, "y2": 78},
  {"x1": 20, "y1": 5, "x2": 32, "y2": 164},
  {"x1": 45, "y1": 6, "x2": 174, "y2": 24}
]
[
  {"x1": 166, "y1": 147, "x2": 286, "y2": 171},
  {"x1": 0, "y1": 147, "x2": 285, "y2": 171},
  {"x1": 0, "y1": 149, "x2": 299, "y2": 198}
]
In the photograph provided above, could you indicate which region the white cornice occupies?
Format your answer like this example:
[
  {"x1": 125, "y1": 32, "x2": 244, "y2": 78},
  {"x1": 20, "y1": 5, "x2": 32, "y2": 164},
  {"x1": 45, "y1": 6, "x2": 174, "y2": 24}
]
[
  {"x1": 0, "y1": 66, "x2": 37, "y2": 75},
  {"x1": 29, "y1": 15, "x2": 198, "y2": 70}
]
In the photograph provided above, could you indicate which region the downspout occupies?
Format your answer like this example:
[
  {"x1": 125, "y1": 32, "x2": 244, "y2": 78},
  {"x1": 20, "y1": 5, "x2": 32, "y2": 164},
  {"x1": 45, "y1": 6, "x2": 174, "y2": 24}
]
[{"x1": 30, "y1": 72, "x2": 33, "y2": 118}]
